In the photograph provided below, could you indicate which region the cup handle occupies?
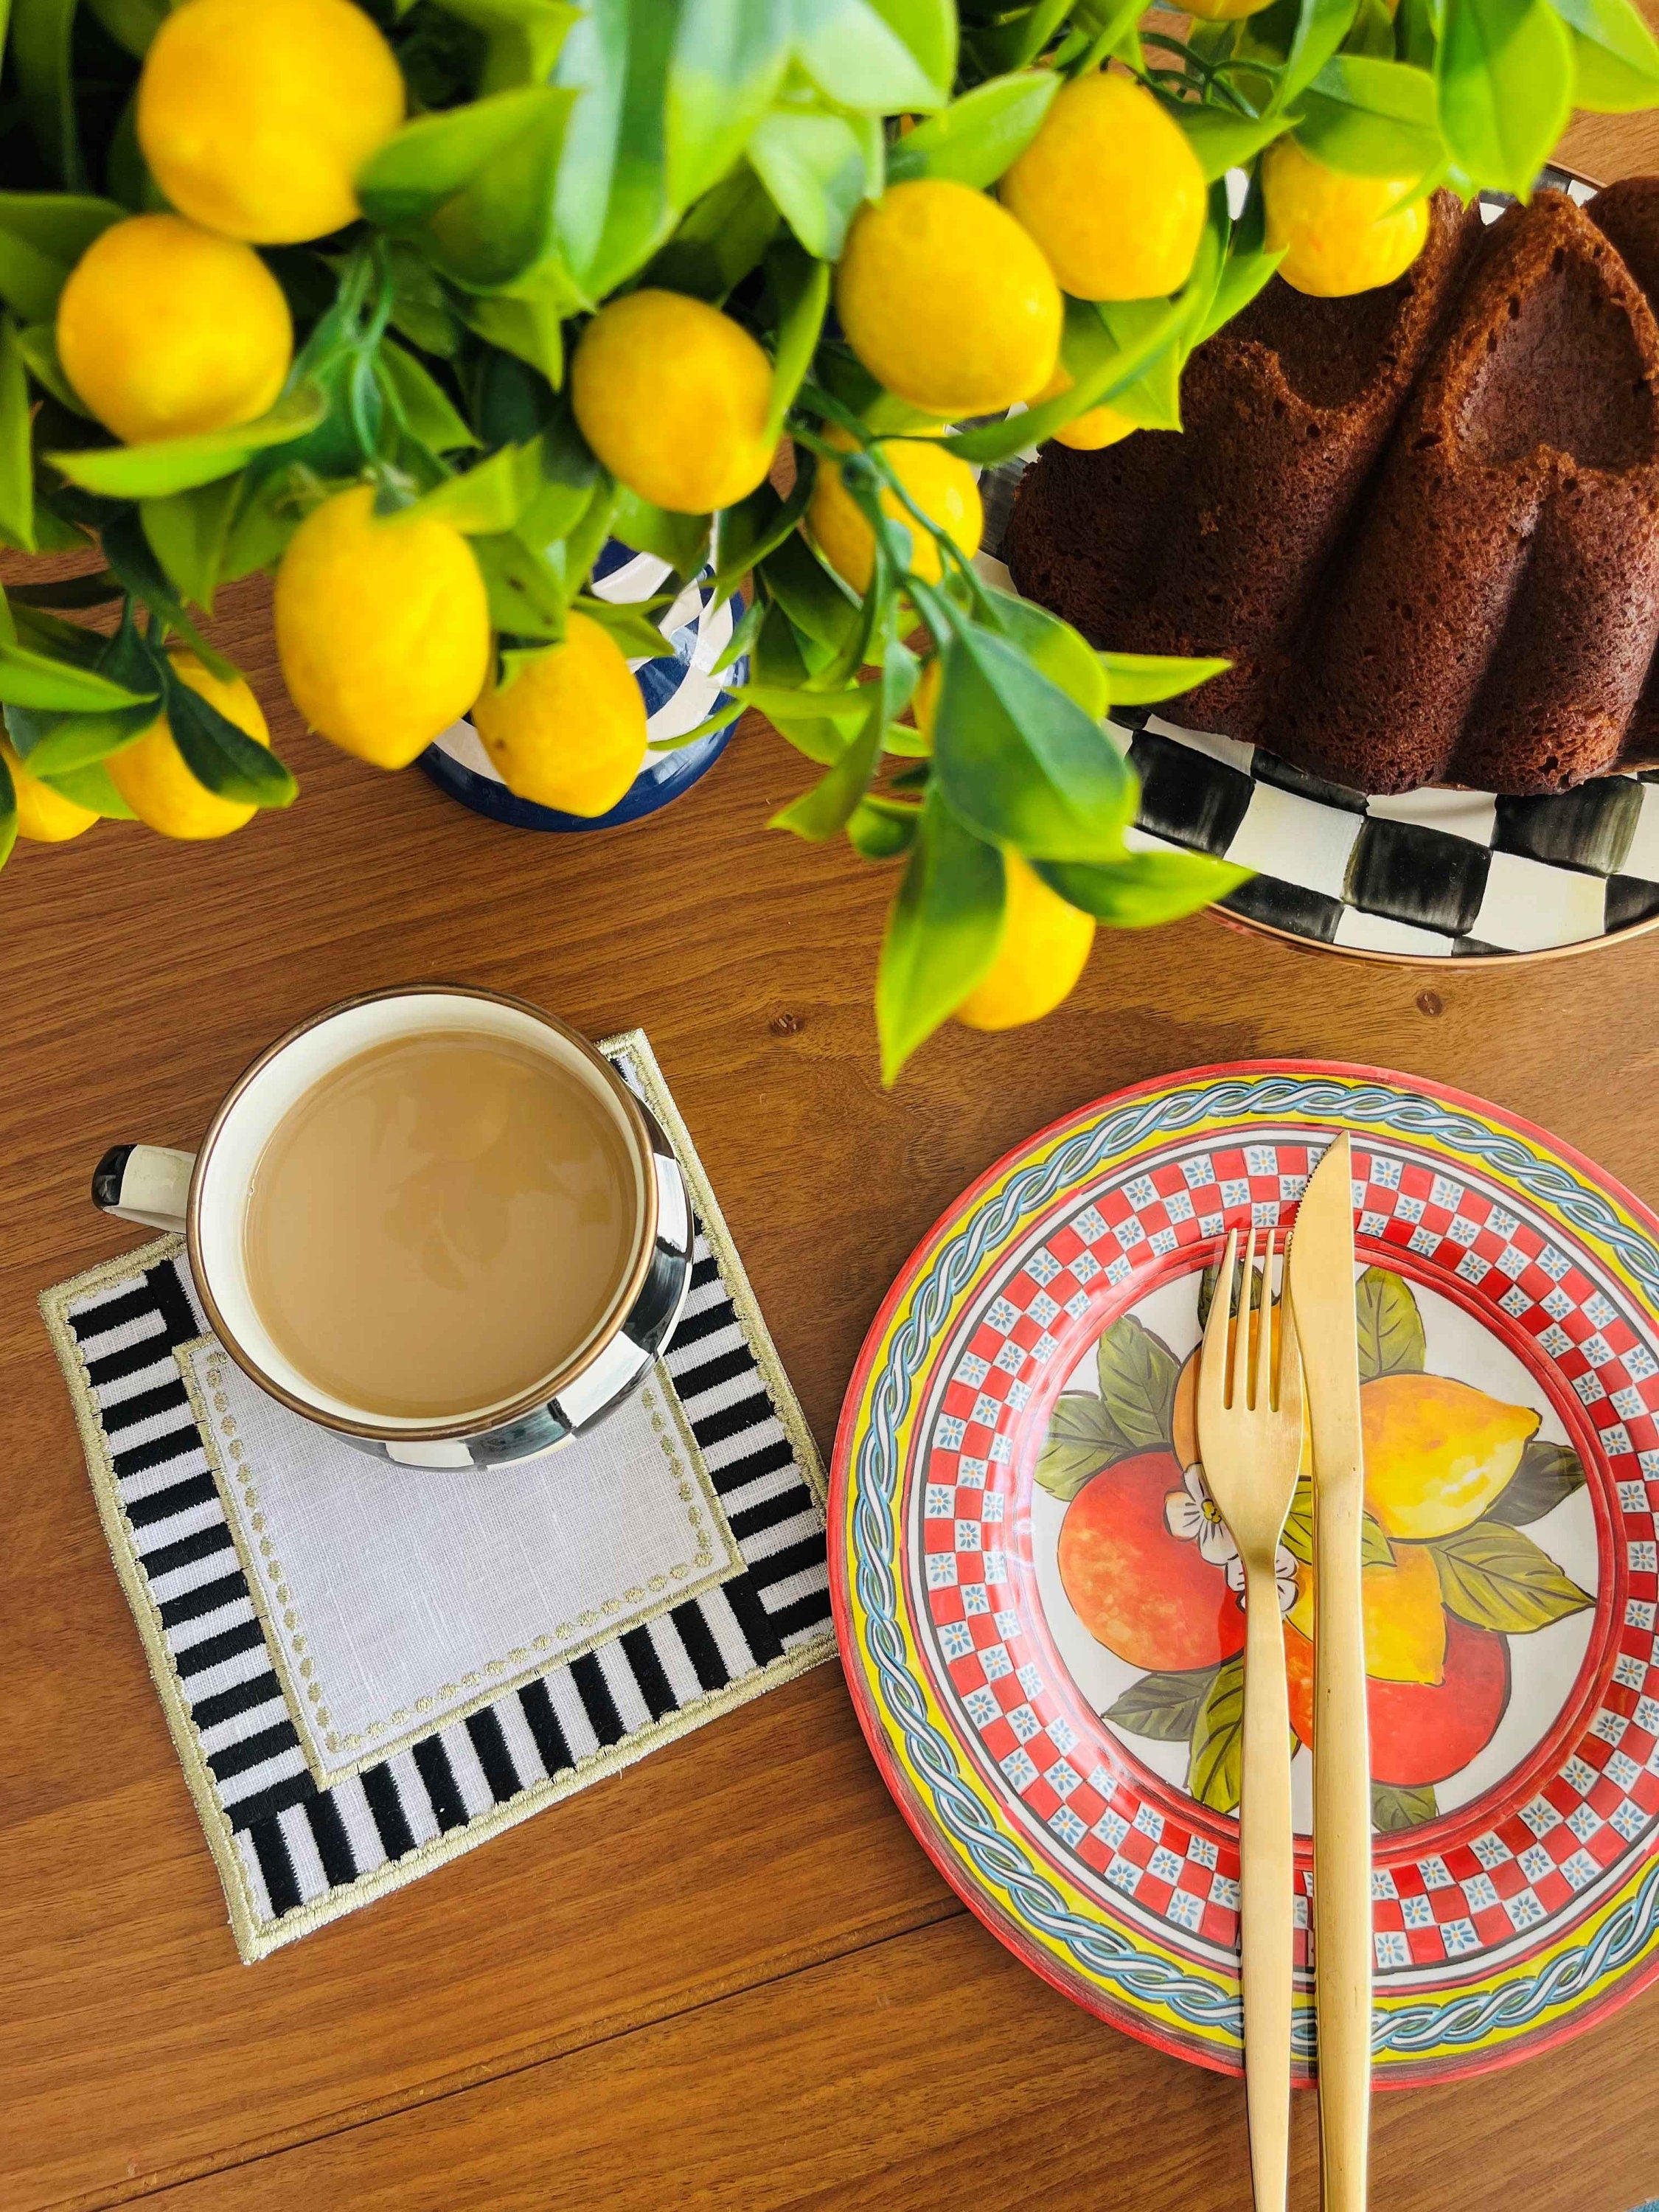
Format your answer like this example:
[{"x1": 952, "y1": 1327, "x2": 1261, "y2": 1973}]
[{"x1": 92, "y1": 1144, "x2": 197, "y2": 1233}]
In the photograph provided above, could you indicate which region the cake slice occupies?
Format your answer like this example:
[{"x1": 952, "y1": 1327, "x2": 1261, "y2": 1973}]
[
  {"x1": 1003, "y1": 189, "x2": 1477, "y2": 741},
  {"x1": 1276, "y1": 191, "x2": 1659, "y2": 793}
]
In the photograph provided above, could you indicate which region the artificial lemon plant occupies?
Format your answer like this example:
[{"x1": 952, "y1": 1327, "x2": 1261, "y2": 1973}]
[{"x1": 0, "y1": 0, "x2": 1653, "y2": 1077}]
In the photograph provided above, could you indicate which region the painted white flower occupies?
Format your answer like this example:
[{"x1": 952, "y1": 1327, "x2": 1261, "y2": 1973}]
[
  {"x1": 1164, "y1": 1462, "x2": 1239, "y2": 1573},
  {"x1": 1225, "y1": 1545, "x2": 1301, "y2": 1616}
]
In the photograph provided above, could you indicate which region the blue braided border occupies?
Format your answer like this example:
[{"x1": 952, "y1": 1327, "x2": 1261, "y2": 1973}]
[{"x1": 848, "y1": 1071, "x2": 1659, "y2": 2064}]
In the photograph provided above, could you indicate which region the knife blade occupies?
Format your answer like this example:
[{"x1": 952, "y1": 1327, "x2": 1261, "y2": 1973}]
[{"x1": 1287, "y1": 1130, "x2": 1371, "y2": 2212}]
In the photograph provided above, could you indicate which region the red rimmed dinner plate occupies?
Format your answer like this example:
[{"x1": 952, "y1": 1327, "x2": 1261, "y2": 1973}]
[{"x1": 830, "y1": 1061, "x2": 1659, "y2": 2084}]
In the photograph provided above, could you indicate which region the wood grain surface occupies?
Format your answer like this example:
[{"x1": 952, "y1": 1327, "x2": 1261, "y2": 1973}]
[{"x1": 7, "y1": 105, "x2": 1659, "y2": 2212}]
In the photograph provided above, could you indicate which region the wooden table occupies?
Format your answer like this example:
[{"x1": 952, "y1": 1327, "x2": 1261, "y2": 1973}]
[{"x1": 7, "y1": 103, "x2": 1659, "y2": 2212}]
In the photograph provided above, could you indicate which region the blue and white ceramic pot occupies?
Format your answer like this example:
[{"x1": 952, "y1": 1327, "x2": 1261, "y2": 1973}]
[{"x1": 420, "y1": 539, "x2": 748, "y2": 832}]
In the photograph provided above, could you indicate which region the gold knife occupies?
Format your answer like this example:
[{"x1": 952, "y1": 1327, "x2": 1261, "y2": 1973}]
[{"x1": 1287, "y1": 1131, "x2": 1371, "y2": 2212}]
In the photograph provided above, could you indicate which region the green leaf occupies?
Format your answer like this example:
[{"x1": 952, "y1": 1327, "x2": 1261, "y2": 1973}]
[
  {"x1": 644, "y1": 161, "x2": 782, "y2": 299},
  {"x1": 0, "y1": 745, "x2": 15, "y2": 872},
  {"x1": 0, "y1": 319, "x2": 35, "y2": 552},
  {"x1": 457, "y1": 265, "x2": 575, "y2": 384},
  {"x1": 49, "y1": 385, "x2": 330, "y2": 498},
  {"x1": 1354, "y1": 1267, "x2": 1425, "y2": 1382},
  {"x1": 764, "y1": 243, "x2": 830, "y2": 443},
  {"x1": 875, "y1": 784, "x2": 1005, "y2": 1084},
  {"x1": 1549, "y1": 0, "x2": 1659, "y2": 105},
  {"x1": 1097, "y1": 299, "x2": 1184, "y2": 431},
  {"x1": 1037, "y1": 846, "x2": 1251, "y2": 927},
  {"x1": 1361, "y1": 1513, "x2": 1395, "y2": 1568},
  {"x1": 358, "y1": 88, "x2": 568, "y2": 227},
  {"x1": 1194, "y1": 178, "x2": 1284, "y2": 347},
  {"x1": 1372, "y1": 1780, "x2": 1437, "y2": 1832},
  {"x1": 571, "y1": 592, "x2": 669, "y2": 658},
  {"x1": 422, "y1": 97, "x2": 582, "y2": 293},
  {"x1": 554, "y1": 0, "x2": 681, "y2": 297},
  {"x1": 1094, "y1": 1311, "x2": 1180, "y2": 1454},
  {"x1": 886, "y1": 69, "x2": 1060, "y2": 189},
  {"x1": 140, "y1": 477, "x2": 239, "y2": 611},
  {"x1": 16, "y1": 321, "x2": 86, "y2": 414},
  {"x1": 611, "y1": 487, "x2": 712, "y2": 577},
  {"x1": 97, "y1": 505, "x2": 229, "y2": 669},
  {"x1": 13, "y1": 0, "x2": 86, "y2": 189},
  {"x1": 1172, "y1": 105, "x2": 1293, "y2": 184},
  {"x1": 759, "y1": 529, "x2": 861, "y2": 652},
  {"x1": 1098, "y1": 650, "x2": 1233, "y2": 706},
  {"x1": 981, "y1": 587, "x2": 1108, "y2": 717},
  {"x1": 1436, "y1": 0, "x2": 1575, "y2": 197},
  {"x1": 1105, "y1": 1663, "x2": 1219, "y2": 1743},
  {"x1": 1189, "y1": 1651, "x2": 1245, "y2": 1812},
  {"x1": 714, "y1": 467, "x2": 813, "y2": 597},
  {"x1": 846, "y1": 793, "x2": 919, "y2": 858},
  {"x1": 435, "y1": 0, "x2": 578, "y2": 91},
  {"x1": 772, "y1": 639, "x2": 915, "y2": 841},
  {"x1": 376, "y1": 341, "x2": 477, "y2": 453},
  {"x1": 968, "y1": 0, "x2": 1075, "y2": 73},
  {"x1": 0, "y1": 641, "x2": 156, "y2": 714},
  {"x1": 471, "y1": 530, "x2": 568, "y2": 640},
  {"x1": 38, "y1": 757, "x2": 136, "y2": 815},
  {"x1": 943, "y1": 286, "x2": 1190, "y2": 464},
  {"x1": 399, "y1": 442, "x2": 532, "y2": 535},
  {"x1": 0, "y1": 193, "x2": 123, "y2": 323},
  {"x1": 161, "y1": 655, "x2": 296, "y2": 810},
  {"x1": 386, "y1": 245, "x2": 464, "y2": 360},
  {"x1": 795, "y1": 0, "x2": 956, "y2": 111},
  {"x1": 85, "y1": 0, "x2": 167, "y2": 55},
  {"x1": 930, "y1": 621, "x2": 1136, "y2": 863},
  {"x1": 1279, "y1": 0, "x2": 1363, "y2": 100},
  {"x1": 1295, "y1": 55, "x2": 1445, "y2": 178},
  {"x1": 1484, "y1": 1439, "x2": 1587, "y2": 1526},
  {"x1": 7, "y1": 694, "x2": 156, "y2": 773},
  {"x1": 665, "y1": 0, "x2": 793, "y2": 206},
  {"x1": 1037, "y1": 1390, "x2": 1133, "y2": 1498},
  {"x1": 1428, "y1": 1520, "x2": 1591, "y2": 1632},
  {"x1": 748, "y1": 108, "x2": 869, "y2": 260}
]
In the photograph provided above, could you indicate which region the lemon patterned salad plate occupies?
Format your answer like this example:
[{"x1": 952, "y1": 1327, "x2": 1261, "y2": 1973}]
[{"x1": 830, "y1": 1062, "x2": 1659, "y2": 2084}]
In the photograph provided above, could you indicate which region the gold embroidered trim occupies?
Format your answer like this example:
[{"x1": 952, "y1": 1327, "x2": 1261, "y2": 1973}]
[{"x1": 40, "y1": 1028, "x2": 831, "y2": 1963}]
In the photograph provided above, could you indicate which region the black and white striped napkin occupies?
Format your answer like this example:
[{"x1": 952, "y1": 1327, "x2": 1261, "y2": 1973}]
[{"x1": 41, "y1": 1031, "x2": 832, "y2": 1960}]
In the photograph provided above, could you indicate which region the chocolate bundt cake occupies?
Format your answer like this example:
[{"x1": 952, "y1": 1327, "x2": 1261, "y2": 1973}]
[{"x1": 1004, "y1": 185, "x2": 1659, "y2": 796}]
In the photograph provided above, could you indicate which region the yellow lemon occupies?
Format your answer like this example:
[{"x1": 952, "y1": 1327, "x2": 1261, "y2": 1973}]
[
  {"x1": 107, "y1": 652, "x2": 270, "y2": 840},
  {"x1": 955, "y1": 851, "x2": 1095, "y2": 1031},
  {"x1": 274, "y1": 484, "x2": 492, "y2": 769},
  {"x1": 137, "y1": 0, "x2": 405, "y2": 244},
  {"x1": 1362, "y1": 1372, "x2": 1540, "y2": 1541},
  {"x1": 835, "y1": 179, "x2": 1062, "y2": 419},
  {"x1": 470, "y1": 615, "x2": 647, "y2": 818},
  {"x1": 1263, "y1": 139, "x2": 1430, "y2": 298},
  {"x1": 56, "y1": 215, "x2": 292, "y2": 445},
  {"x1": 1032, "y1": 365, "x2": 1136, "y2": 452},
  {"x1": 1287, "y1": 1543, "x2": 1447, "y2": 1687},
  {"x1": 807, "y1": 428, "x2": 982, "y2": 594},
  {"x1": 571, "y1": 291, "x2": 774, "y2": 515},
  {"x1": 2, "y1": 739, "x2": 98, "y2": 841},
  {"x1": 1000, "y1": 74, "x2": 1207, "y2": 302}
]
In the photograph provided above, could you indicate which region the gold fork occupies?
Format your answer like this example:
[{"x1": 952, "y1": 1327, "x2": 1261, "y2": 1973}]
[{"x1": 1196, "y1": 1226, "x2": 1305, "y2": 2212}]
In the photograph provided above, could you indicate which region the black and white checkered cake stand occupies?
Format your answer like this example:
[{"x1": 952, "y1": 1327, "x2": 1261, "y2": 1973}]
[{"x1": 979, "y1": 170, "x2": 1659, "y2": 965}]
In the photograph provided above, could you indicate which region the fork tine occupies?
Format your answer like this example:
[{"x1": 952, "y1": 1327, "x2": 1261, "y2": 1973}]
[
  {"x1": 1256, "y1": 1228, "x2": 1277, "y2": 1413},
  {"x1": 1232, "y1": 1223, "x2": 1257, "y2": 1412},
  {"x1": 1200, "y1": 1231, "x2": 1238, "y2": 1431}
]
